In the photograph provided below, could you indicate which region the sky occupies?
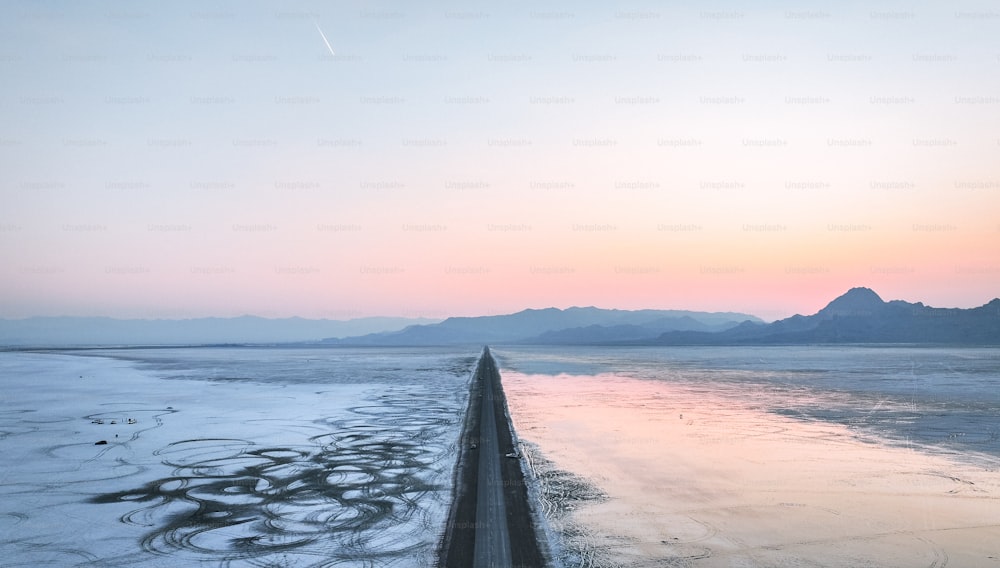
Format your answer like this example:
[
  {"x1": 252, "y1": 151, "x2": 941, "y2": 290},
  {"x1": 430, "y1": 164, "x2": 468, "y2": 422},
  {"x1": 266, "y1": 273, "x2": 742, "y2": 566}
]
[{"x1": 1, "y1": 0, "x2": 998, "y2": 321}]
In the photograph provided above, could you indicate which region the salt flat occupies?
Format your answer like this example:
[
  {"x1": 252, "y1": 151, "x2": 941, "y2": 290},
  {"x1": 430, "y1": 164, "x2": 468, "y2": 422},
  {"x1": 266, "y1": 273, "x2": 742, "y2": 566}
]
[{"x1": 0, "y1": 348, "x2": 474, "y2": 567}]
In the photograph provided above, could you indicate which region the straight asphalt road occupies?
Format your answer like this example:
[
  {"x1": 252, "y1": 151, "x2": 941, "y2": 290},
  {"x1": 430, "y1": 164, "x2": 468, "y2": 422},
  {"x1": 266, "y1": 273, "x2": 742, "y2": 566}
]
[
  {"x1": 439, "y1": 347, "x2": 545, "y2": 568},
  {"x1": 474, "y1": 350, "x2": 513, "y2": 567}
]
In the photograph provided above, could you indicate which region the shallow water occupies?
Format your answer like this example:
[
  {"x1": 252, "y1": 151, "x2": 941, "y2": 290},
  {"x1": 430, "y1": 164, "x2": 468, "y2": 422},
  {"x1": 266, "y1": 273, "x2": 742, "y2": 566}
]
[
  {"x1": 498, "y1": 345, "x2": 1000, "y2": 568},
  {"x1": 0, "y1": 347, "x2": 475, "y2": 567},
  {"x1": 498, "y1": 345, "x2": 1000, "y2": 460}
]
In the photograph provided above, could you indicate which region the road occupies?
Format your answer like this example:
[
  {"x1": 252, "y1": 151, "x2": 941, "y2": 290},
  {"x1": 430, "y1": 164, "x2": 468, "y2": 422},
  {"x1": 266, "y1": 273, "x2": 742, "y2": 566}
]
[
  {"x1": 473, "y1": 349, "x2": 512, "y2": 567},
  {"x1": 439, "y1": 346, "x2": 546, "y2": 568}
]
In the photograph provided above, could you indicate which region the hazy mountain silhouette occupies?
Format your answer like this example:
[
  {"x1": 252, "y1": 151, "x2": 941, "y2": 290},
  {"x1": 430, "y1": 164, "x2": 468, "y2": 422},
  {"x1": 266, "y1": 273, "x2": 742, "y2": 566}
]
[
  {"x1": 0, "y1": 316, "x2": 439, "y2": 347},
  {"x1": 654, "y1": 287, "x2": 1000, "y2": 345},
  {"x1": 327, "y1": 307, "x2": 760, "y2": 346},
  {"x1": 7, "y1": 288, "x2": 993, "y2": 347},
  {"x1": 522, "y1": 315, "x2": 743, "y2": 344}
]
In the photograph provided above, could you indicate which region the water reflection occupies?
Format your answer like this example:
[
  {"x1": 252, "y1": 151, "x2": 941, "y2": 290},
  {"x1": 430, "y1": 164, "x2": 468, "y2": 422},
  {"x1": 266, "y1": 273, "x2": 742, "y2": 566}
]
[{"x1": 503, "y1": 353, "x2": 1000, "y2": 568}]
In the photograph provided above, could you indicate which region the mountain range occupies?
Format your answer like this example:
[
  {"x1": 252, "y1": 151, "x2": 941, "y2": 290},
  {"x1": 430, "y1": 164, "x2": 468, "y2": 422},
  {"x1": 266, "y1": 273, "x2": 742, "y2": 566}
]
[
  {"x1": 328, "y1": 288, "x2": 999, "y2": 346},
  {"x1": 3, "y1": 288, "x2": 996, "y2": 347},
  {"x1": 652, "y1": 287, "x2": 1000, "y2": 345},
  {"x1": 325, "y1": 307, "x2": 761, "y2": 346}
]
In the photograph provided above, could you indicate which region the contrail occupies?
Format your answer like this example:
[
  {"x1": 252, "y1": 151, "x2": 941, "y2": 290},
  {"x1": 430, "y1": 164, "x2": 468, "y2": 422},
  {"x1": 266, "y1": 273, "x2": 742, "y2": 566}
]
[{"x1": 314, "y1": 22, "x2": 335, "y2": 57}]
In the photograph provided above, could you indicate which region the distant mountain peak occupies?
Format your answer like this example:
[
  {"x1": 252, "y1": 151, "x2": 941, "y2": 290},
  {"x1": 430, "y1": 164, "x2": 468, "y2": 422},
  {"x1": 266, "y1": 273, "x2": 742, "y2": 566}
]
[
  {"x1": 655, "y1": 288, "x2": 999, "y2": 345},
  {"x1": 818, "y1": 287, "x2": 886, "y2": 317}
]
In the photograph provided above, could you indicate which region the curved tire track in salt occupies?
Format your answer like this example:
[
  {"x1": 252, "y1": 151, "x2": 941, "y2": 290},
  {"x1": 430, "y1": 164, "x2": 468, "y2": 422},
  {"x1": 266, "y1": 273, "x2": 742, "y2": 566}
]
[{"x1": 91, "y1": 387, "x2": 463, "y2": 566}]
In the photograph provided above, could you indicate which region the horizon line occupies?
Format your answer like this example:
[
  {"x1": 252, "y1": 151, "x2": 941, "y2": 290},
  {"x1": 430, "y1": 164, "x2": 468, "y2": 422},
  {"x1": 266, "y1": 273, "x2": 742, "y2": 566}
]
[{"x1": 3, "y1": 288, "x2": 999, "y2": 323}]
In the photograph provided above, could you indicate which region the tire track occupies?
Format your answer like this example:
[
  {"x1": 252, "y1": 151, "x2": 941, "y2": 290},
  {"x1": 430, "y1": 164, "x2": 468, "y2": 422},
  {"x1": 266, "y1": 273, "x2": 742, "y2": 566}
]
[{"x1": 90, "y1": 388, "x2": 461, "y2": 566}]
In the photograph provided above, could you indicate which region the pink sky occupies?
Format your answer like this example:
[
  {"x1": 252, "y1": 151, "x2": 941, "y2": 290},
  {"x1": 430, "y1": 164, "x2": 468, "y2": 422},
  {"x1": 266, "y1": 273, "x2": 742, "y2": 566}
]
[{"x1": 1, "y1": 4, "x2": 998, "y2": 320}]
